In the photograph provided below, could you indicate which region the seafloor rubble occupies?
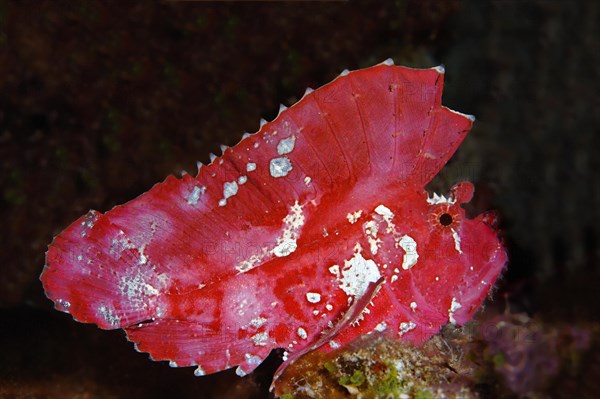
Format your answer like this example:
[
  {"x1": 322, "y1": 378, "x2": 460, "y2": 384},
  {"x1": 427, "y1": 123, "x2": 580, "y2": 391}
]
[{"x1": 275, "y1": 313, "x2": 598, "y2": 399}]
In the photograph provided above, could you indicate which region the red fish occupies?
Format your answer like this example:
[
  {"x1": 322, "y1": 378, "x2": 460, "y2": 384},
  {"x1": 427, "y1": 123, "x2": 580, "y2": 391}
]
[{"x1": 41, "y1": 60, "x2": 507, "y2": 379}]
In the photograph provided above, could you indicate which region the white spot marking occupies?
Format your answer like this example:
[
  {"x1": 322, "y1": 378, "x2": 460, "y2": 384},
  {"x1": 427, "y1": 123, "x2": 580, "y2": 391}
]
[
  {"x1": 297, "y1": 327, "x2": 308, "y2": 340},
  {"x1": 56, "y1": 298, "x2": 71, "y2": 309},
  {"x1": 238, "y1": 175, "x2": 247, "y2": 185},
  {"x1": 246, "y1": 162, "x2": 257, "y2": 172},
  {"x1": 374, "y1": 204, "x2": 394, "y2": 219},
  {"x1": 375, "y1": 204, "x2": 397, "y2": 233},
  {"x1": 236, "y1": 251, "x2": 266, "y2": 273},
  {"x1": 98, "y1": 305, "x2": 120, "y2": 327},
  {"x1": 218, "y1": 199, "x2": 227, "y2": 207},
  {"x1": 251, "y1": 332, "x2": 269, "y2": 346},
  {"x1": 248, "y1": 317, "x2": 267, "y2": 329},
  {"x1": 325, "y1": 304, "x2": 333, "y2": 311},
  {"x1": 374, "y1": 322, "x2": 387, "y2": 332},
  {"x1": 346, "y1": 210, "x2": 363, "y2": 224},
  {"x1": 271, "y1": 201, "x2": 304, "y2": 258},
  {"x1": 362, "y1": 220, "x2": 381, "y2": 255},
  {"x1": 410, "y1": 301, "x2": 417, "y2": 312},
  {"x1": 304, "y1": 176, "x2": 311, "y2": 185},
  {"x1": 119, "y1": 266, "x2": 165, "y2": 308},
  {"x1": 235, "y1": 367, "x2": 247, "y2": 377},
  {"x1": 194, "y1": 366, "x2": 205, "y2": 376},
  {"x1": 329, "y1": 340, "x2": 340, "y2": 349},
  {"x1": 245, "y1": 353, "x2": 262, "y2": 366},
  {"x1": 277, "y1": 135, "x2": 296, "y2": 155},
  {"x1": 273, "y1": 239, "x2": 297, "y2": 257},
  {"x1": 451, "y1": 228, "x2": 463, "y2": 254},
  {"x1": 448, "y1": 297, "x2": 462, "y2": 324},
  {"x1": 328, "y1": 265, "x2": 340, "y2": 277},
  {"x1": 399, "y1": 321, "x2": 416, "y2": 336},
  {"x1": 223, "y1": 181, "x2": 238, "y2": 199},
  {"x1": 186, "y1": 186, "x2": 205, "y2": 205},
  {"x1": 138, "y1": 244, "x2": 148, "y2": 265},
  {"x1": 79, "y1": 212, "x2": 97, "y2": 237},
  {"x1": 306, "y1": 292, "x2": 321, "y2": 303},
  {"x1": 110, "y1": 230, "x2": 136, "y2": 258},
  {"x1": 398, "y1": 235, "x2": 419, "y2": 270},
  {"x1": 338, "y1": 244, "x2": 381, "y2": 298},
  {"x1": 269, "y1": 156, "x2": 293, "y2": 178}
]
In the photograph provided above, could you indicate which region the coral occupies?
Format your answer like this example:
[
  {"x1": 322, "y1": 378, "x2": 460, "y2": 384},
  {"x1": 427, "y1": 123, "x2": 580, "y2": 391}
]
[
  {"x1": 275, "y1": 328, "x2": 480, "y2": 399},
  {"x1": 275, "y1": 312, "x2": 600, "y2": 398}
]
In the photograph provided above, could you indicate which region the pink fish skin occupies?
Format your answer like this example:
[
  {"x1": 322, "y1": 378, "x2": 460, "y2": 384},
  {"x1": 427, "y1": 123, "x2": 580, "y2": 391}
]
[{"x1": 41, "y1": 60, "x2": 507, "y2": 378}]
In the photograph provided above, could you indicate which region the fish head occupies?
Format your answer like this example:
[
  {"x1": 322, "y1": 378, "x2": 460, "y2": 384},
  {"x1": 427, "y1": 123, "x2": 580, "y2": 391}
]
[{"x1": 410, "y1": 180, "x2": 507, "y2": 327}]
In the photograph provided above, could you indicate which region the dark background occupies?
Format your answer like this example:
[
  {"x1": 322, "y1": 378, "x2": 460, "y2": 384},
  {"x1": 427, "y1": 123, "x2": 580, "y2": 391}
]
[{"x1": 0, "y1": 1, "x2": 598, "y2": 398}]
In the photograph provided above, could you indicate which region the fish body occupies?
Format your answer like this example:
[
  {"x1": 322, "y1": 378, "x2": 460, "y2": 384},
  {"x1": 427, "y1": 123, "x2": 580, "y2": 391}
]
[{"x1": 41, "y1": 61, "x2": 507, "y2": 378}]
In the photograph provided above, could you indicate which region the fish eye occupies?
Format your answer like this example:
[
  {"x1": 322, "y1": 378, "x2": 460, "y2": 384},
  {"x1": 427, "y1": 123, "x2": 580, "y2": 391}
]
[{"x1": 439, "y1": 213, "x2": 453, "y2": 226}]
